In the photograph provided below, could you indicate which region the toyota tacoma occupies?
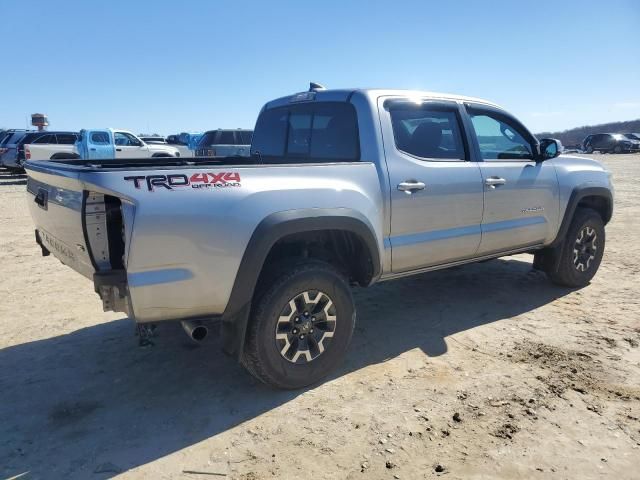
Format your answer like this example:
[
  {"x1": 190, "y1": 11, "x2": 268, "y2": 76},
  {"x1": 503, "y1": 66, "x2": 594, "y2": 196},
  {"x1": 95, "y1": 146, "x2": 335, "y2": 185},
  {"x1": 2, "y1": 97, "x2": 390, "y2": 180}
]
[{"x1": 24, "y1": 85, "x2": 614, "y2": 389}]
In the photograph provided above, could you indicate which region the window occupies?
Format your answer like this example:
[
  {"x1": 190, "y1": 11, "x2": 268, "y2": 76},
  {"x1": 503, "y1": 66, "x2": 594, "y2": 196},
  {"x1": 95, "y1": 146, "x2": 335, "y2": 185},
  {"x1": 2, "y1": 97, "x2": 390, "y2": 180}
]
[
  {"x1": 91, "y1": 132, "x2": 110, "y2": 144},
  {"x1": 114, "y1": 132, "x2": 141, "y2": 147},
  {"x1": 388, "y1": 103, "x2": 466, "y2": 160},
  {"x1": 218, "y1": 130, "x2": 236, "y2": 145},
  {"x1": 469, "y1": 110, "x2": 534, "y2": 160},
  {"x1": 32, "y1": 134, "x2": 56, "y2": 144},
  {"x1": 238, "y1": 130, "x2": 253, "y2": 144},
  {"x1": 56, "y1": 133, "x2": 78, "y2": 144},
  {"x1": 251, "y1": 102, "x2": 359, "y2": 163}
]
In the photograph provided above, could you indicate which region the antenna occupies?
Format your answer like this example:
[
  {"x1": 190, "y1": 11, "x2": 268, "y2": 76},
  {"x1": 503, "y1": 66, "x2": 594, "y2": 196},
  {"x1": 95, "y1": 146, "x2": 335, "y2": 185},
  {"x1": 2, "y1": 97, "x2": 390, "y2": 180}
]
[{"x1": 309, "y1": 82, "x2": 326, "y2": 92}]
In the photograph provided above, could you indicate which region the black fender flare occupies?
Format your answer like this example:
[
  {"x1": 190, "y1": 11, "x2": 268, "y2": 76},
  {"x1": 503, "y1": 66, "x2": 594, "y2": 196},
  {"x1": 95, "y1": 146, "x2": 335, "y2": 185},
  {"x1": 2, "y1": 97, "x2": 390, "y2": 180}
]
[
  {"x1": 550, "y1": 185, "x2": 612, "y2": 247},
  {"x1": 220, "y1": 208, "x2": 381, "y2": 358},
  {"x1": 535, "y1": 185, "x2": 612, "y2": 274}
]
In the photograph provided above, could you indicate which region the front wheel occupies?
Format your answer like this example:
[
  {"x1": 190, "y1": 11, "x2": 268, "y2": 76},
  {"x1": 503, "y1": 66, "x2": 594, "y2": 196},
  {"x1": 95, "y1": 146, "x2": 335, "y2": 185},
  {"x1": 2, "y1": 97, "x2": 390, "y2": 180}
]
[
  {"x1": 547, "y1": 208, "x2": 605, "y2": 287},
  {"x1": 614, "y1": 145, "x2": 623, "y2": 154},
  {"x1": 242, "y1": 260, "x2": 355, "y2": 389}
]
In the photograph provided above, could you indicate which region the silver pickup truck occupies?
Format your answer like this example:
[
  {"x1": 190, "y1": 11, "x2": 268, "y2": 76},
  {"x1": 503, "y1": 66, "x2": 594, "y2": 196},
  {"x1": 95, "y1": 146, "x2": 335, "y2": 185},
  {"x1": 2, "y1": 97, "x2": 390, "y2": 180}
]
[{"x1": 24, "y1": 85, "x2": 614, "y2": 389}]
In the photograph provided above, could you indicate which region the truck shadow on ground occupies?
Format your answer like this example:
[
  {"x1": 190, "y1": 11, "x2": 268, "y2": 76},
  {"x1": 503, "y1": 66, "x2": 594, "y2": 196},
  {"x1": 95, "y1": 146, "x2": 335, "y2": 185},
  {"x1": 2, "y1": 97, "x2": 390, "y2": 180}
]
[
  {"x1": 0, "y1": 257, "x2": 573, "y2": 478},
  {"x1": 0, "y1": 168, "x2": 27, "y2": 186}
]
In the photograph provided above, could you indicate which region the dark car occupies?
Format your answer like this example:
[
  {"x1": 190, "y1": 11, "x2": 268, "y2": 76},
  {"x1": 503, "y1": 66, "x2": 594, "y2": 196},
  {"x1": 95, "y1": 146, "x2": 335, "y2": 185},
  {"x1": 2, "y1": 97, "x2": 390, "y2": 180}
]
[
  {"x1": 582, "y1": 133, "x2": 640, "y2": 154},
  {"x1": 195, "y1": 129, "x2": 253, "y2": 157},
  {"x1": 0, "y1": 130, "x2": 79, "y2": 170},
  {"x1": 0, "y1": 130, "x2": 32, "y2": 171}
]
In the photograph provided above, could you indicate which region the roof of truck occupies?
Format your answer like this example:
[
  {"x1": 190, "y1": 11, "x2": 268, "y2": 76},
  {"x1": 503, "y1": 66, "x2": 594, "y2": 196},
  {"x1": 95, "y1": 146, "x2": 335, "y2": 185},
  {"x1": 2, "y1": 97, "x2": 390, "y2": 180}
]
[{"x1": 265, "y1": 87, "x2": 502, "y2": 110}]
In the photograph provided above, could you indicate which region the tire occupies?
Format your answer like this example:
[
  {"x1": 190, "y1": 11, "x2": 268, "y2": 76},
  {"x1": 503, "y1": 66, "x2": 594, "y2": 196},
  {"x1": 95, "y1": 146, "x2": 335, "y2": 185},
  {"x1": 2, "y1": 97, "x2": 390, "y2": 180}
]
[
  {"x1": 585, "y1": 145, "x2": 594, "y2": 154},
  {"x1": 242, "y1": 260, "x2": 355, "y2": 389},
  {"x1": 547, "y1": 208, "x2": 605, "y2": 287}
]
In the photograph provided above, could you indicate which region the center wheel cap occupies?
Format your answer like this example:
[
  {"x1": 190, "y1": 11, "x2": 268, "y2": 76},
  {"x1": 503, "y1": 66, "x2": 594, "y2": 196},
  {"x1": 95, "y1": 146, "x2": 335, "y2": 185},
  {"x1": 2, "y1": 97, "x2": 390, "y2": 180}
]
[{"x1": 275, "y1": 290, "x2": 337, "y2": 364}]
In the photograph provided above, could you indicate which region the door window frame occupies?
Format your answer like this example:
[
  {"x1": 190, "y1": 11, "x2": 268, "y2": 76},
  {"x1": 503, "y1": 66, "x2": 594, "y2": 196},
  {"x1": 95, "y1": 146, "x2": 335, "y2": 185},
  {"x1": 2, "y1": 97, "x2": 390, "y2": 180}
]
[
  {"x1": 463, "y1": 103, "x2": 540, "y2": 162},
  {"x1": 384, "y1": 99, "x2": 472, "y2": 163}
]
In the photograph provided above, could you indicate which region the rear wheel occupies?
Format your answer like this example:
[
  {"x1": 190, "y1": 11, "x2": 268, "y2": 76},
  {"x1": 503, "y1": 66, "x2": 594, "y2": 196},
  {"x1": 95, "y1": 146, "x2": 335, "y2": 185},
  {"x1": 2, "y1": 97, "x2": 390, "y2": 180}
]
[
  {"x1": 547, "y1": 208, "x2": 605, "y2": 287},
  {"x1": 242, "y1": 260, "x2": 355, "y2": 389},
  {"x1": 585, "y1": 145, "x2": 594, "y2": 153}
]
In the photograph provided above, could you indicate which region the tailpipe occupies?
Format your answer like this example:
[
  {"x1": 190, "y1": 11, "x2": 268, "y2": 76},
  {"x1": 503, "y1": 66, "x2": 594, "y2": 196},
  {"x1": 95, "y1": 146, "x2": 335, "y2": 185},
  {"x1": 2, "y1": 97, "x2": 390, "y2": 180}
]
[{"x1": 181, "y1": 320, "x2": 208, "y2": 342}]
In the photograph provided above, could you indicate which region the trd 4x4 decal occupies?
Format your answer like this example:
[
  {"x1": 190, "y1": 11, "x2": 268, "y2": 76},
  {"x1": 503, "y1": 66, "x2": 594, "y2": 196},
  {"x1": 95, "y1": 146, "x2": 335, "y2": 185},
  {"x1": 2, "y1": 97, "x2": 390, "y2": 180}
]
[{"x1": 125, "y1": 172, "x2": 241, "y2": 191}]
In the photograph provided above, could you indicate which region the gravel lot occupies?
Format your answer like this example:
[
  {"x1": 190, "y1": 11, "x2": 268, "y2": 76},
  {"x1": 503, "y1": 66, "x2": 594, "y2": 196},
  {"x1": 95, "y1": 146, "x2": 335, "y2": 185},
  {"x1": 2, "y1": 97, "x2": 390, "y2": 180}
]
[{"x1": 1, "y1": 154, "x2": 639, "y2": 480}]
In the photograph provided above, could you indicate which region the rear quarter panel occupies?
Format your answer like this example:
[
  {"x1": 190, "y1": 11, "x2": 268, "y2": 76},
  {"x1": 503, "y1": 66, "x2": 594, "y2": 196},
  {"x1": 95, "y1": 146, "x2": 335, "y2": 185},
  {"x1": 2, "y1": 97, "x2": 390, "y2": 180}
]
[{"x1": 97, "y1": 163, "x2": 384, "y2": 322}]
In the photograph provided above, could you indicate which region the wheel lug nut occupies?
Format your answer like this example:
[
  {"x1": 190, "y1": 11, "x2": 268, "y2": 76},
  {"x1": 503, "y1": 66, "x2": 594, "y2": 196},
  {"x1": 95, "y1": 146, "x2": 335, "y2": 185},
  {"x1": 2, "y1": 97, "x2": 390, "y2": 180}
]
[
  {"x1": 310, "y1": 328, "x2": 314, "y2": 333},
  {"x1": 299, "y1": 335, "x2": 304, "y2": 339},
  {"x1": 311, "y1": 317, "x2": 316, "y2": 322},
  {"x1": 292, "y1": 328, "x2": 298, "y2": 334}
]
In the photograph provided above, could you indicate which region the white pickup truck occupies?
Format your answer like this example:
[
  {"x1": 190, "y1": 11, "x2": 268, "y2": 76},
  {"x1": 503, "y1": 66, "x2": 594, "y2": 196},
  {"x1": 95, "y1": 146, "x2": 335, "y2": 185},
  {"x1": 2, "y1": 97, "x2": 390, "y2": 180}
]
[{"x1": 24, "y1": 129, "x2": 180, "y2": 163}]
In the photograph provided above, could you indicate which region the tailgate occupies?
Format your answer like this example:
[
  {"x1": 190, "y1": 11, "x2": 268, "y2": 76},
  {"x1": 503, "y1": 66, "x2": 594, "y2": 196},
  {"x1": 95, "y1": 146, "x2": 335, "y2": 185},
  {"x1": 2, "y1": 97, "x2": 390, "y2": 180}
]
[{"x1": 26, "y1": 164, "x2": 128, "y2": 312}]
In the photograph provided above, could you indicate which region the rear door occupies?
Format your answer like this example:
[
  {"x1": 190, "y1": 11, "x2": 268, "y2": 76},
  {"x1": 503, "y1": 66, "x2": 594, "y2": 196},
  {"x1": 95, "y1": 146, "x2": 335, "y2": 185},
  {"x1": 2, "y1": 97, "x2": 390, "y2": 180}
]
[
  {"x1": 465, "y1": 104, "x2": 559, "y2": 254},
  {"x1": 380, "y1": 98, "x2": 484, "y2": 272},
  {"x1": 81, "y1": 130, "x2": 115, "y2": 159}
]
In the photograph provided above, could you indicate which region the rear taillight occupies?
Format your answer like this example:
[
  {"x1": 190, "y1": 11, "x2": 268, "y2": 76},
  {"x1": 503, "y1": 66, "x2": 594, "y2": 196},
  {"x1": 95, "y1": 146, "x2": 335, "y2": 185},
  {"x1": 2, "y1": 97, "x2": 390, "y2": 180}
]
[{"x1": 25, "y1": 146, "x2": 31, "y2": 160}]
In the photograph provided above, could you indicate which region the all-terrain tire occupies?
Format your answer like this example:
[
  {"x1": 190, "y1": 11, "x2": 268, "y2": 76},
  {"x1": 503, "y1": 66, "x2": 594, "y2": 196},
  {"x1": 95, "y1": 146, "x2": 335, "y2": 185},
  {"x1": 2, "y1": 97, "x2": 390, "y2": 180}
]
[
  {"x1": 547, "y1": 208, "x2": 605, "y2": 288},
  {"x1": 242, "y1": 260, "x2": 355, "y2": 389}
]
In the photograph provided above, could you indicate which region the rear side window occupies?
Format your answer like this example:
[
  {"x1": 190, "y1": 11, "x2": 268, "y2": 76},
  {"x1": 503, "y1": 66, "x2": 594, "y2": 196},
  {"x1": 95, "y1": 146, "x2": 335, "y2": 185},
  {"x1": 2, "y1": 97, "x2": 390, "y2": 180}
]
[
  {"x1": 57, "y1": 133, "x2": 78, "y2": 144},
  {"x1": 32, "y1": 134, "x2": 57, "y2": 144},
  {"x1": 388, "y1": 103, "x2": 467, "y2": 160},
  {"x1": 251, "y1": 102, "x2": 359, "y2": 163},
  {"x1": 91, "y1": 132, "x2": 110, "y2": 144},
  {"x1": 238, "y1": 130, "x2": 253, "y2": 144},
  {"x1": 218, "y1": 130, "x2": 235, "y2": 145}
]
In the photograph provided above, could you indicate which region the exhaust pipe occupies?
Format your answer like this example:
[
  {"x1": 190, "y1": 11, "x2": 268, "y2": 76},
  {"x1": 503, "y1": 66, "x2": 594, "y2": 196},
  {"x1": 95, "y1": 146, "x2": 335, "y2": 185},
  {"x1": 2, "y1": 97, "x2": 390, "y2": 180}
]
[{"x1": 181, "y1": 320, "x2": 208, "y2": 342}]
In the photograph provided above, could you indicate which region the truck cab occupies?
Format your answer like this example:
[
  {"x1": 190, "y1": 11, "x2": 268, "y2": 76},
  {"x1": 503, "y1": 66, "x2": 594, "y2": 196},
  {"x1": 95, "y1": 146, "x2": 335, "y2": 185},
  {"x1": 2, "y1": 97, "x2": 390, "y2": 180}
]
[{"x1": 76, "y1": 129, "x2": 180, "y2": 160}]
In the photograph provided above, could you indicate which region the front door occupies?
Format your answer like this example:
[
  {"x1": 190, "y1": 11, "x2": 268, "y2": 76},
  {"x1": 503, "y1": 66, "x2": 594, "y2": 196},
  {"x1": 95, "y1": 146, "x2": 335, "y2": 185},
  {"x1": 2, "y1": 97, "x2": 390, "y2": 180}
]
[
  {"x1": 465, "y1": 105, "x2": 560, "y2": 255},
  {"x1": 114, "y1": 132, "x2": 149, "y2": 158},
  {"x1": 380, "y1": 98, "x2": 484, "y2": 273}
]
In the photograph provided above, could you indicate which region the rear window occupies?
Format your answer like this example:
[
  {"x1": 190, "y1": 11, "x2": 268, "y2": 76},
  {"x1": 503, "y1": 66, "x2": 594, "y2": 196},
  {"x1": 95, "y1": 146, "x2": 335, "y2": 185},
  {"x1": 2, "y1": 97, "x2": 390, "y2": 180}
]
[
  {"x1": 199, "y1": 130, "x2": 253, "y2": 147},
  {"x1": 91, "y1": 132, "x2": 110, "y2": 144},
  {"x1": 251, "y1": 102, "x2": 359, "y2": 163},
  {"x1": 388, "y1": 103, "x2": 466, "y2": 160},
  {"x1": 32, "y1": 134, "x2": 57, "y2": 144},
  {"x1": 2, "y1": 132, "x2": 26, "y2": 145}
]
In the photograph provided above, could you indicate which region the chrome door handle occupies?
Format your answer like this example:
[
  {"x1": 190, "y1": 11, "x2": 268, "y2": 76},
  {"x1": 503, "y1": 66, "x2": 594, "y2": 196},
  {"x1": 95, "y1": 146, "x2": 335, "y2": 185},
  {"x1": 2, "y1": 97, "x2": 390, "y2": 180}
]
[
  {"x1": 397, "y1": 181, "x2": 426, "y2": 194},
  {"x1": 485, "y1": 176, "x2": 506, "y2": 188}
]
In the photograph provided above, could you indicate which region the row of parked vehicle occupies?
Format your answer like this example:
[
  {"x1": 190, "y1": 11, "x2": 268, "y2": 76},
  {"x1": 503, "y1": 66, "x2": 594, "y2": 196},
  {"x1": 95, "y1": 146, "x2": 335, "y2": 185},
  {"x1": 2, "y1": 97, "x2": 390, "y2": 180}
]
[
  {"x1": 581, "y1": 133, "x2": 640, "y2": 154},
  {"x1": 0, "y1": 127, "x2": 253, "y2": 172}
]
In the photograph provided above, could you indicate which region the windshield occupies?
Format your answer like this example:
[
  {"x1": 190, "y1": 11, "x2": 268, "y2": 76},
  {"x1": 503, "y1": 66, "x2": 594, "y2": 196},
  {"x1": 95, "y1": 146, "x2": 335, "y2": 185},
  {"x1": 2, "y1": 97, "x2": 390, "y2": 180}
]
[
  {"x1": 198, "y1": 130, "x2": 246, "y2": 147},
  {"x1": 624, "y1": 133, "x2": 640, "y2": 140}
]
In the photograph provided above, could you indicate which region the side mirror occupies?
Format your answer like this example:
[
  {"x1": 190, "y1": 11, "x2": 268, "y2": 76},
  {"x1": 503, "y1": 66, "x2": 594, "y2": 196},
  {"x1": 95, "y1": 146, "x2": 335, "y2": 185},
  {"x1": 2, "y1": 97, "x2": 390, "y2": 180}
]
[{"x1": 539, "y1": 138, "x2": 562, "y2": 160}]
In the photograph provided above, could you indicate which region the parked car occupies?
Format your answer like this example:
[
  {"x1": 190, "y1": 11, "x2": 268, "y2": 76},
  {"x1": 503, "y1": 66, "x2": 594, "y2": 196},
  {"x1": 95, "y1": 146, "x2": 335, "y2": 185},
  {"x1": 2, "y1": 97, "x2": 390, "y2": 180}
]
[
  {"x1": 195, "y1": 129, "x2": 252, "y2": 157},
  {"x1": 0, "y1": 129, "x2": 31, "y2": 171},
  {"x1": 25, "y1": 129, "x2": 180, "y2": 161},
  {"x1": 139, "y1": 136, "x2": 167, "y2": 144},
  {"x1": 24, "y1": 86, "x2": 613, "y2": 389},
  {"x1": 582, "y1": 133, "x2": 640, "y2": 153},
  {"x1": 623, "y1": 133, "x2": 640, "y2": 142},
  {"x1": 1, "y1": 131, "x2": 76, "y2": 171}
]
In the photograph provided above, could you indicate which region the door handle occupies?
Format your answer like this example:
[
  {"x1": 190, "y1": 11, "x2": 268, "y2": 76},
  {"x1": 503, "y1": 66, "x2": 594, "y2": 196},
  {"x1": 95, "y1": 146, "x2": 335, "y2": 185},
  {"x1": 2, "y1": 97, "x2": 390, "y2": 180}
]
[
  {"x1": 116, "y1": 148, "x2": 122, "y2": 152},
  {"x1": 90, "y1": 148, "x2": 96, "y2": 151},
  {"x1": 397, "y1": 180, "x2": 426, "y2": 194},
  {"x1": 485, "y1": 176, "x2": 506, "y2": 188}
]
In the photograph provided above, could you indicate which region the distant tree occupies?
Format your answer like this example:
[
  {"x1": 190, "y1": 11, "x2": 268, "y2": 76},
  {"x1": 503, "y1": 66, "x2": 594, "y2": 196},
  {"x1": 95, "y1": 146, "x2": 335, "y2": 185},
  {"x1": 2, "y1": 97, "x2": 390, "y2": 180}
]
[{"x1": 537, "y1": 119, "x2": 640, "y2": 147}]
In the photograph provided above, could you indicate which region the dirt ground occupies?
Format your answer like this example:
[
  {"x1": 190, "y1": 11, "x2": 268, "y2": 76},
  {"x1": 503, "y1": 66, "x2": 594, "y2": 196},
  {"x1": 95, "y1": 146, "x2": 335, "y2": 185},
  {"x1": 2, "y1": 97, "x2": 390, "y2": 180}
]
[{"x1": 1, "y1": 154, "x2": 639, "y2": 480}]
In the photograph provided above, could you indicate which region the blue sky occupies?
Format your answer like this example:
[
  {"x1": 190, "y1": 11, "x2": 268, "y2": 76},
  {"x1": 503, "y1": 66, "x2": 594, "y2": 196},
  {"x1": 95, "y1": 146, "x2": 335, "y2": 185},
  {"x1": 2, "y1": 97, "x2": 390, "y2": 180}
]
[{"x1": 1, "y1": 0, "x2": 638, "y2": 135}]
